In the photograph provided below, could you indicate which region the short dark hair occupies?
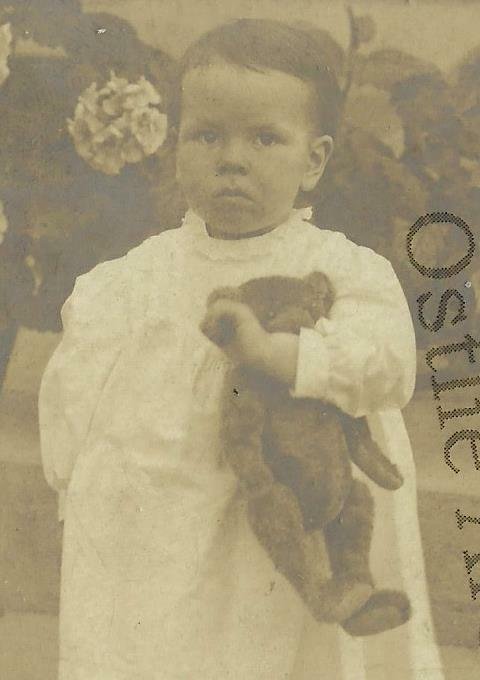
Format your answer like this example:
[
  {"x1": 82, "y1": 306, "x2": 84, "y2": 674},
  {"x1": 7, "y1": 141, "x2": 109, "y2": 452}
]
[{"x1": 170, "y1": 18, "x2": 342, "y2": 137}]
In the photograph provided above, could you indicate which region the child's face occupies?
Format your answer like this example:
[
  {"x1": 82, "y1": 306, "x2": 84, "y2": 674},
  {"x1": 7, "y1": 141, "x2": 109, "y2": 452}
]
[{"x1": 175, "y1": 62, "x2": 333, "y2": 237}]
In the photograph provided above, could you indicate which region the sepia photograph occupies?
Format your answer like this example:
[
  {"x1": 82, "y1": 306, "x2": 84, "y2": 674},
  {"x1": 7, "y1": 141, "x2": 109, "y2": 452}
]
[{"x1": 0, "y1": 1, "x2": 479, "y2": 678}]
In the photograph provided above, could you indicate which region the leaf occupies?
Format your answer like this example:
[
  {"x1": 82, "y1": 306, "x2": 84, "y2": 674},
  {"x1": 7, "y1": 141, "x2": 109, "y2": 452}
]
[
  {"x1": 354, "y1": 15, "x2": 376, "y2": 46},
  {"x1": 451, "y1": 45, "x2": 480, "y2": 113},
  {"x1": 343, "y1": 84, "x2": 405, "y2": 158},
  {"x1": 355, "y1": 49, "x2": 440, "y2": 91}
]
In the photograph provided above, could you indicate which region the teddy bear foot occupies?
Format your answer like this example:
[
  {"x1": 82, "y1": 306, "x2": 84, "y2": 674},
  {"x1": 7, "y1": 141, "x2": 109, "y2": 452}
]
[
  {"x1": 309, "y1": 578, "x2": 373, "y2": 624},
  {"x1": 341, "y1": 589, "x2": 411, "y2": 637}
]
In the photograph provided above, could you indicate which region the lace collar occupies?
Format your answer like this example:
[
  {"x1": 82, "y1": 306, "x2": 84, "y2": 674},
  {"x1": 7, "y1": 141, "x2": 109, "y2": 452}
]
[{"x1": 181, "y1": 207, "x2": 313, "y2": 261}]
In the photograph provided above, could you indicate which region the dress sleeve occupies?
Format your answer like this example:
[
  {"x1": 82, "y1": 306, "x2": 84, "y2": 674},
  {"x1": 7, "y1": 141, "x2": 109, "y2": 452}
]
[
  {"x1": 38, "y1": 256, "x2": 137, "y2": 519},
  {"x1": 291, "y1": 233, "x2": 416, "y2": 417}
]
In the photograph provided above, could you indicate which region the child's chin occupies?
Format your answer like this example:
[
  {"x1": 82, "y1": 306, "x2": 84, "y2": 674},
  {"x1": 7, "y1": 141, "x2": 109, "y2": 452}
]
[{"x1": 204, "y1": 203, "x2": 262, "y2": 235}]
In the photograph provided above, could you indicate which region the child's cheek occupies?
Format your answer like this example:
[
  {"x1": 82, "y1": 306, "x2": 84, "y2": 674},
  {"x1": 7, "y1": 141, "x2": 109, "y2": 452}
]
[{"x1": 176, "y1": 144, "x2": 211, "y2": 192}]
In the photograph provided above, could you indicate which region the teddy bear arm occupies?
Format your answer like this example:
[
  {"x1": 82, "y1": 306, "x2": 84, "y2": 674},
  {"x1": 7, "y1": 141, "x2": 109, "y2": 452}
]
[{"x1": 342, "y1": 416, "x2": 404, "y2": 490}]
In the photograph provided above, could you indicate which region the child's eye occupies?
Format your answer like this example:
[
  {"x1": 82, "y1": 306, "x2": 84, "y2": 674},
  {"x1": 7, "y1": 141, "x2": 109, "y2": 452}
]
[
  {"x1": 196, "y1": 130, "x2": 218, "y2": 144},
  {"x1": 255, "y1": 131, "x2": 280, "y2": 147}
]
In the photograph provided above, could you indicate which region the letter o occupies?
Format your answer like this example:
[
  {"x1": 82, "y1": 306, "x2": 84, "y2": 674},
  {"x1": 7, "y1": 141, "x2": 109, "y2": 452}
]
[{"x1": 407, "y1": 212, "x2": 475, "y2": 278}]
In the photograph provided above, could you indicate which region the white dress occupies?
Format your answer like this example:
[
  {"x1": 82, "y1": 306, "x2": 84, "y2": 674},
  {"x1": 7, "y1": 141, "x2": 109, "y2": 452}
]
[{"x1": 38, "y1": 208, "x2": 445, "y2": 679}]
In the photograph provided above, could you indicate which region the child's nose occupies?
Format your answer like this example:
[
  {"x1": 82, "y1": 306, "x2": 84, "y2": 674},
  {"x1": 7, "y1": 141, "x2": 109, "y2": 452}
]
[{"x1": 216, "y1": 139, "x2": 249, "y2": 176}]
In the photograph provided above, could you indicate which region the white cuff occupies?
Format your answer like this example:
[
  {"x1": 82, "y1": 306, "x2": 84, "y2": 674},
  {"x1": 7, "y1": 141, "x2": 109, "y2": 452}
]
[{"x1": 290, "y1": 327, "x2": 330, "y2": 400}]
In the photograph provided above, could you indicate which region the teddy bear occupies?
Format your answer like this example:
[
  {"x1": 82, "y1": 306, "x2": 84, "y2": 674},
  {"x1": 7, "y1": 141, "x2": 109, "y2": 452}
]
[{"x1": 200, "y1": 272, "x2": 411, "y2": 637}]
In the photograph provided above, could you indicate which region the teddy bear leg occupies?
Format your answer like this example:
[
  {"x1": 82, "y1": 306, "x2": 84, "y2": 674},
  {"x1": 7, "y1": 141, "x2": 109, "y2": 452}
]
[
  {"x1": 323, "y1": 479, "x2": 411, "y2": 635},
  {"x1": 249, "y1": 484, "x2": 372, "y2": 626},
  {"x1": 325, "y1": 479, "x2": 375, "y2": 587},
  {"x1": 306, "y1": 479, "x2": 375, "y2": 624},
  {"x1": 248, "y1": 484, "x2": 325, "y2": 600}
]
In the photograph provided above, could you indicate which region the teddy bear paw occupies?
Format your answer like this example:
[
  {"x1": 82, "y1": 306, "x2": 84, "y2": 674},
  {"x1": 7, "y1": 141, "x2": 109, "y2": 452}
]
[
  {"x1": 341, "y1": 589, "x2": 411, "y2": 636},
  {"x1": 309, "y1": 578, "x2": 373, "y2": 624}
]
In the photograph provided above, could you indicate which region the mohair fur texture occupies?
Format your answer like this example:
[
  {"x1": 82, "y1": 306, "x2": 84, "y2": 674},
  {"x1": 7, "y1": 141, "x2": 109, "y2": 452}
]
[{"x1": 200, "y1": 273, "x2": 411, "y2": 636}]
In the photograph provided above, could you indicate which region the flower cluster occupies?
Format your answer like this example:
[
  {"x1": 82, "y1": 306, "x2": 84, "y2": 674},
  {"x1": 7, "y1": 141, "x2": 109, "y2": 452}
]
[
  {"x1": 0, "y1": 199, "x2": 8, "y2": 246},
  {"x1": 0, "y1": 23, "x2": 12, "y2": 87},
  {"x1": 67, "y1": 71, "x2": 168, "y2": 175}
]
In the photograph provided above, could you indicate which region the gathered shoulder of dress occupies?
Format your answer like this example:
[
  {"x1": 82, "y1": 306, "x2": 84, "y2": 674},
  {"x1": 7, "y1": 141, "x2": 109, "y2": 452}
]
[{"x1": 38, "y1": 232, "x2": 179, "y2": 509}]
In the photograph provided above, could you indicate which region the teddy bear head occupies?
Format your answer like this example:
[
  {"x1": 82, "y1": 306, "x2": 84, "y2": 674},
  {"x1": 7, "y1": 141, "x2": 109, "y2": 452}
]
[{"x1": 203, "y1": 272, "x2": 333, "y2": 346}]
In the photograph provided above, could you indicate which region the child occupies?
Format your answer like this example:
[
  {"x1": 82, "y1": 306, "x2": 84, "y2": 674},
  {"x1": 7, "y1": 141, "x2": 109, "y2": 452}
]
[{"x1": 39, "y1": 19, "x2": 444, "y2": 680}]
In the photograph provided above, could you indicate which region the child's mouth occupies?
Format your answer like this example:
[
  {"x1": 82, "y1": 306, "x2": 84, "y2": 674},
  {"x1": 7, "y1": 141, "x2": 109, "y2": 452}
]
[{"x1": 214, "y1": 188, "x2": 253, "y2": 201}]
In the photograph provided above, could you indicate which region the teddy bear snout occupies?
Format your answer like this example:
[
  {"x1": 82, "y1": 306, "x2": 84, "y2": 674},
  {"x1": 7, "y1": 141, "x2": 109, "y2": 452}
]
[{"x1": 200, "y1": 313, "x2": 235, "y2": 347}]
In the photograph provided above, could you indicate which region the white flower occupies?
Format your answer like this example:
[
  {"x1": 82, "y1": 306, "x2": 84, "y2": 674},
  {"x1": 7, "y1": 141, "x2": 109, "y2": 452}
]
[
  {"x1": 130, "y1": 107, "x2": 168, "y2": 155},
  {"x1": 0, "y1": 200, "x2": 8, "y2": 246},
  {"x1": 0, "y1": 23, "x2": 12, "y2": 88},
  {"x1": 67, "y1": 70, "x2": 168, "y2": 175},
  {"x1": 88, "y1": 125, "x2": 125, "y2": 175}
]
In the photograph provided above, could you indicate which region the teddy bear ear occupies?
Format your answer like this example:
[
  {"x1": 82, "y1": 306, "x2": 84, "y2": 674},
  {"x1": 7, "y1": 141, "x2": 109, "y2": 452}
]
[
  {"x1": 303, "y1": 272, "x2": 334, "y2": 313},
  {"x1": 207, "y1": 286, "x2": 242, "y2": 306}
]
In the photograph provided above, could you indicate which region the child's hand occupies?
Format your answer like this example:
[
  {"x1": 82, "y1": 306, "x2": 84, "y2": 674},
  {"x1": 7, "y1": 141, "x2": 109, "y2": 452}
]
[
  {"x1": 200, "y1": 299, "x2": 300, "y2": 387},
  {"x1": 200, "y1": 298, "x2": 269, "y2": 368}
]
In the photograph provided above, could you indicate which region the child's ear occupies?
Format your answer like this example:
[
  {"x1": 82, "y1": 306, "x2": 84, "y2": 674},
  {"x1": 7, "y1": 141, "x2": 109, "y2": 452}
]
[{"x1": 300, "y1": 135, "x2": 334, "y2": 192}]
